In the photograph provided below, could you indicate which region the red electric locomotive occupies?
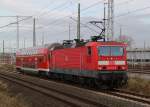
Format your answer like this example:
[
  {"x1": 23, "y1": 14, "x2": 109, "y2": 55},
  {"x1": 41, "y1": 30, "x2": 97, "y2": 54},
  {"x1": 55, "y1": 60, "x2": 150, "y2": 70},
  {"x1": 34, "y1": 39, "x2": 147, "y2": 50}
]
[{"x1": 16, "y1": 40, "x2": 128, "y2": 89}]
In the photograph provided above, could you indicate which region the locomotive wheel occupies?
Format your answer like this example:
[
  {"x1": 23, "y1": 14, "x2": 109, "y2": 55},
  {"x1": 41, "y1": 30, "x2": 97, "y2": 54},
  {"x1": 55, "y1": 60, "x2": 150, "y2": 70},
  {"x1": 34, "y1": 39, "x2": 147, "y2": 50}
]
[
  {"x1": 59, "y1": 74, "x2": 64, "y2": 81},
  {"x1": 57, "y1": 74, "x2": 63, "y2": 81},
  {"x1": 79, "y1": 77, "x2": 85, "y2": 86},
  {"x1": 16, "y1": 68, "x2": 21, "y2": 73},
  {"x1": 121, "y1": 79, "x2": 128, "y2": 88},
  {"x1": 38, "y1": 71, "x2": 47, "y2": 78},
  {"x1": 94, "y1": 79, "x2": 102, "y2": 89},
  {"x1": 94, "y1": 79, "x2": 110, "y2": 90},
  {"x1": 17, "y1": 69, "x2": 25, "y2": 75},
  {"x1": 87, "y1": 78, "x2": 94, "y2": 88}
]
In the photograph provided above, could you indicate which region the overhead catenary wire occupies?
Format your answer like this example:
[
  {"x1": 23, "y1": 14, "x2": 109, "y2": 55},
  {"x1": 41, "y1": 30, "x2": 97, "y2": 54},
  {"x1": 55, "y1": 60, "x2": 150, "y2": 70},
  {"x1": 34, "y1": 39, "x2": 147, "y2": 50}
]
[
  {"x1": 0, "y1": 1, "x2": 149, "y2": 50},
  {"x1": 39, "y1": 16, "x2": 99, "y2": 33},
  {"x1": 1, "y1": 1, "x2": 148, "y2": 32},
  {"x1": 8, "y1": 1, "x2": 104, "y2": 33},
  {"x1": 36, "y1": 0, "x2": 70, "y2": 18},
  {"x1": 0, "y1": 1, "x2": 62, "y2": 30},
  {"x1": 81, "y1": 0, "x2": 104, "y2": 12},
  {"x1": 0, "y1": 16, "x2": 32, "y2": 18},
  {"x1": 70, "y1": 17, "x2": 99, "y2": 34},
  {"x1": 0, "y1": 16, "x2": 32, "y2": 29},
  {"x1": 37, "y1": 16, "x2": 99, "y2": 39},
  {"x1": 34, "y1": 0, "x2": 56, "y2": 17},
  {"x1": 115, "y1": 6, "x2": 150, "y2": 18},
  {"x1": 105, "y1": 5, "x2": 150, "y2": 31},
  {"x1": 1, "y1": 1, "x2": 149, "y2": 30},
  {"x1": 36, "y1": 1, "x2": 106, "y2": 30},
  {"x1": 0, "y1": 1, "x2": 136, "y2": 31},
  {"x1": 37, "y1": 4, "x2": 71, "y2": 23},
  {"x1": 39, "y1": 0, "x2": 104, "y2": 19},
  {"x1": 0, "y1": 1, "x2": 69, "y2": 30},
  {"x1": 115, "y1": 0, "x2": 135, "y2": 7},
  {"x1": 2, "y1": 0, "x2": 150, "y2": 43}
]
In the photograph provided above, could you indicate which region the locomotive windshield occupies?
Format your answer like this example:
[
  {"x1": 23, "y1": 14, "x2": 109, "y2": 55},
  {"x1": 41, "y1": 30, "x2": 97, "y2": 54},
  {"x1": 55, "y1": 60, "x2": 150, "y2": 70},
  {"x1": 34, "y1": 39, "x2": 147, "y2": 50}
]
[{"x1": 98, "y1": 46, "x2": 124, "y2": 56}]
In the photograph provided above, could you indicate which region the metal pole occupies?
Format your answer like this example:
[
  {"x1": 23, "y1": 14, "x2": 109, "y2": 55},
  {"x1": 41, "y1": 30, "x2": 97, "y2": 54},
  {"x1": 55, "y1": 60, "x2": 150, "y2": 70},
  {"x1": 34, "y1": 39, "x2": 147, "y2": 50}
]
[
  {"x1": 24, "y1": 37, "x2": 26, "y2": 48},
  {"x1": 33, "y1": 18, "x2": 36, "y2": 47},
  {"x1": 107, "y1": 0, "x2": 114, "y2": 40},
  {"x1": 144, "y1": 41, "x2": 146, "y2": 49},
  {"x1": 141, "y1": 50, "x2": 143, "y2": 71},
  {"x1": 42, "y1": 32, "x2": 44, "y2": 46},
  {"x1": 3, "y1": 40, "x2": 4, "y2": 63},
  {"x1": 16, "y1": 16, "x2": 19, "y2": 49},
  {"x1": 107, "y1": 0, "x2": 110, "y2": 40},
  {"x1": 3, "y1": 40, "x2": 4, "y2": 55},
  {"x1": 77, "y1": 3, "x2": 80, "y2": 40},
  {"x1": 111, "y1": 0, "x2": 114, "y2": 39},
  {"x1": 69, "y1": 23, "x2": 71, "y2": 40},
  {"x1": 104, "y1": 3, "x2": 106, "y2": 42},
  {"x1": 120, "y1": 25, "x2": 122, "y2": 37}
]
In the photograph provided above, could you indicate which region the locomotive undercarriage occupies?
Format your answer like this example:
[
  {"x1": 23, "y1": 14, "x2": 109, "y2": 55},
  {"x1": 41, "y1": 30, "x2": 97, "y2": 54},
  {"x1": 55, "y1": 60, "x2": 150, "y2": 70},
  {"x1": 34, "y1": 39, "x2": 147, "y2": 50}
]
[
  {"x1": 16, "y1": 68, "x2": 128, "y2": 89},
  {"x1": 47, "y1": 70, "x2": 128, "y2": 89},
  {"x1": 95, "y1": 72, "x2": 128, "y2": 89}
]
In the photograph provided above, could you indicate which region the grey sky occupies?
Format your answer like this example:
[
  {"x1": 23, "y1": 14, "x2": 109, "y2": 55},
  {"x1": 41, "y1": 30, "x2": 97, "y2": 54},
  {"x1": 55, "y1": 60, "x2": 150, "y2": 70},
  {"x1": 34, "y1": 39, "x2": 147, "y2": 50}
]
[{"x1": 0, "y1": 0, "x2": 150, "y2": 52}]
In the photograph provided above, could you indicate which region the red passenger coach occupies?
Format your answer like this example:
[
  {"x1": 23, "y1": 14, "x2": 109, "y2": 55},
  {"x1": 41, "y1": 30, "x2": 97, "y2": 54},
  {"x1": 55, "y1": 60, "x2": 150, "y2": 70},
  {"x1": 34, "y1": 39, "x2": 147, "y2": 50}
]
[
  {"x1": 16, "y1": 41, "x2": 128, "y2": 89},
  {"x1": 16, "y1": 47, "x2": 50, "y2": 74}
]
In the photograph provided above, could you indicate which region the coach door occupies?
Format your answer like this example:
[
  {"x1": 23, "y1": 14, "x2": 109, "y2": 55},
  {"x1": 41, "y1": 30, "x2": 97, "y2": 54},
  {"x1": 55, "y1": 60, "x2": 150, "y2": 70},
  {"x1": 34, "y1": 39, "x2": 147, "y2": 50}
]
[{"x1": 48, "y1": 52, "x2": 52, "y2": 70}]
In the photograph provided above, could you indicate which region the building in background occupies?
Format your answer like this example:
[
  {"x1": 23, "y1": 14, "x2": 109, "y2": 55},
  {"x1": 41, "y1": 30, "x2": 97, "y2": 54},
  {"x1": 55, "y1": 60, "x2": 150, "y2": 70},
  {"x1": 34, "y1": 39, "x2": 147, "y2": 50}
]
[{"x1": 0, "y1": 53, "x2": 16, "y2": 64}]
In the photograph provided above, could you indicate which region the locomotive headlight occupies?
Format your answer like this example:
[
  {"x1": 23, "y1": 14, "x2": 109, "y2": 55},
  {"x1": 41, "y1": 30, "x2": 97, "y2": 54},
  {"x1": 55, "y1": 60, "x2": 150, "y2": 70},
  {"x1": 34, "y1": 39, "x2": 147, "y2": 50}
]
[
  {"x1": 121, "y1": 66, "x2": 125, "y2": 70},
  {"x1": 115, "y1": 61, "x2": 125, "y2": 65},
  {"x1": 98, "y1": 61, "x2": 109, "y2": 65}
]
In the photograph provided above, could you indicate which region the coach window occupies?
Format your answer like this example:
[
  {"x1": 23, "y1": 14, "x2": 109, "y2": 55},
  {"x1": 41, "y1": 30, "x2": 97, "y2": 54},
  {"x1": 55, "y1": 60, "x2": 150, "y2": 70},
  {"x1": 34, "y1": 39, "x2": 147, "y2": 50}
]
[
  {"x1": 87, "y1": 47, "x2": 92, "y2": 56},
  {"x1": 16, "y1": 57, "x2": 20, "y2": 62},
  {"x1": 38, "y1": 57, "x2": 43, "y2": 63},
  {"x1": 44, "y1": 56, "x2": 47, "y2": 62}
]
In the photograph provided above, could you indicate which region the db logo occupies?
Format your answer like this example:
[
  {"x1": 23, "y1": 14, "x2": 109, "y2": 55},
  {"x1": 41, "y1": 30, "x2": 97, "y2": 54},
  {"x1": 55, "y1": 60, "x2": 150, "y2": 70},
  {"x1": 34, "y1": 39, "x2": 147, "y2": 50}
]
[
  {"x1": 110, "y1": 57, "x2": 113, "y2": 60},
  {"x1": 65, "y1": 56, "x2": 68, "y2": 62}
]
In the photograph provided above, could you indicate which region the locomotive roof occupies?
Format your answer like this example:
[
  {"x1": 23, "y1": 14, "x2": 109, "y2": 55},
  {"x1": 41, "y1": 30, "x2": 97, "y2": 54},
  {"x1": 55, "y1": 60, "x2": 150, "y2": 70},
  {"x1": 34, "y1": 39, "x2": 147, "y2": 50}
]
[
  {"x1": 16, "y1": 41, "x2": 127, "y2": 55},
  {"x1": 85, "y1": 41, "x2": 127, "y2": 47}
]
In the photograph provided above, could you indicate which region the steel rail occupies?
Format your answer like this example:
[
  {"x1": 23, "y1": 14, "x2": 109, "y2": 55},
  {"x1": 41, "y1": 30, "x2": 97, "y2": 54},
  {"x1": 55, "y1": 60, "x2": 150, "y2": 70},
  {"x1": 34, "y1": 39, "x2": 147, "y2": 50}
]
[
  {"x1": 107, "y1": 89, "x2": 150, "y2": 105},
  {"x1": 0, "y1": 72, "x2": 105, "y2": 107}
]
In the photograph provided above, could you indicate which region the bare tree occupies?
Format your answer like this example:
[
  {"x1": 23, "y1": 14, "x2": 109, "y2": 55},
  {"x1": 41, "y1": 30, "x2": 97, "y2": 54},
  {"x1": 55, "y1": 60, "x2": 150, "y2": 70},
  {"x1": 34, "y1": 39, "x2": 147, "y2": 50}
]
[{"x1": 115, "y1": 35, "x2": 134, "y2": 48}]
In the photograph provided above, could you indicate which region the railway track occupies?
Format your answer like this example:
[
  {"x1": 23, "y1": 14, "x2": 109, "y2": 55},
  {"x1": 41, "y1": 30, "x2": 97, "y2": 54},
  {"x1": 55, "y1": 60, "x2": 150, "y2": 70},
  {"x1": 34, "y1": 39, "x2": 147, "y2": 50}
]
[
  {"x1": 129, "y1": 66, "x2": 150, "y2": 70},
  {"x1": 0, "y1": 71, "x2": 105, "y2": 107},
  {"x1": 110, "y1": 89, "x2": 150, "y2": 105},
  {"x1": 0, "y1": 71, "x2": 149, "y2": 107},
  {"x1": 114, "y1": 89, "x2": 150, "y2": 99},
  {"x1": 128, "y1": 69, "x2": 150, "y2": 74}
]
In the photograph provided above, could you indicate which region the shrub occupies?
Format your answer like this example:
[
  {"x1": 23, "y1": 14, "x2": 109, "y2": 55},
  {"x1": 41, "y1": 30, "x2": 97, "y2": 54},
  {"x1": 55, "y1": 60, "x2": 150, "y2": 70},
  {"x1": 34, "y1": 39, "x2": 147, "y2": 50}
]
[
  {"x1": 127, "y1": 77, "x2": 150, "y2": 96},
  {"x1": 0, "y1": 64, "x2": 15, "y2": 72},
  {"x1": 0, "y1": 81, "x2": 29, "y2": 107}
]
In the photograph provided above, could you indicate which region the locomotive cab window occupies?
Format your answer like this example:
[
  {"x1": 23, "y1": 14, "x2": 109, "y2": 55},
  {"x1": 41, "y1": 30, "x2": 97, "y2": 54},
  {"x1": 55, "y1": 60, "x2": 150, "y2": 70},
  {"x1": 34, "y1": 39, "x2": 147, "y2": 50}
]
[
  {"x1": 98, "y1": 46, "x2": 124, "y2": 56},
  {"x1": 87, "y1": 47, "x2": 92, "y2": 55}
]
